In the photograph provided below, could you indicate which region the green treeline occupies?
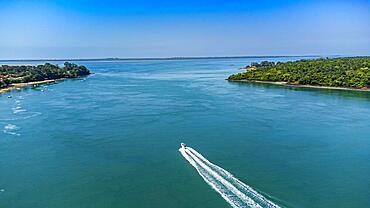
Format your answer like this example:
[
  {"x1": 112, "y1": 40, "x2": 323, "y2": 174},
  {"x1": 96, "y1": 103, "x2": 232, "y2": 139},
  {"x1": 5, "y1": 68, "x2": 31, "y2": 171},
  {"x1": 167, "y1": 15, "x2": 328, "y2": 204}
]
[
  {"x1": 0, "y1": 62, "x2": 90, "y2": 88},
  {"x1": 228, "y1": 57, "x2": 370, "y2": 89}
]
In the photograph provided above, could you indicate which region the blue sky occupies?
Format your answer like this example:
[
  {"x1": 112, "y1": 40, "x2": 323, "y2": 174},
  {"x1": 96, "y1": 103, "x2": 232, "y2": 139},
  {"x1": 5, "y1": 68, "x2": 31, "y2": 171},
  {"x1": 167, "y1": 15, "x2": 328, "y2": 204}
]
[{"x1": 0, "y1": 0, "x2": 369, "y2": 59}]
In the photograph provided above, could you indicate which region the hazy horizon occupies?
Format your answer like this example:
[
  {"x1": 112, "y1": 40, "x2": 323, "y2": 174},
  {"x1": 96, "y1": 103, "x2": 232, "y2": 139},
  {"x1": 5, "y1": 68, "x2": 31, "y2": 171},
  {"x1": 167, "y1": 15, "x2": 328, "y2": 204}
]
[
  {"x1": 0, "y1": 54, "x2": 324, "y2": 61},
  {"x1": 1, "y1": 0, "x2": 369, "y2": 59}
]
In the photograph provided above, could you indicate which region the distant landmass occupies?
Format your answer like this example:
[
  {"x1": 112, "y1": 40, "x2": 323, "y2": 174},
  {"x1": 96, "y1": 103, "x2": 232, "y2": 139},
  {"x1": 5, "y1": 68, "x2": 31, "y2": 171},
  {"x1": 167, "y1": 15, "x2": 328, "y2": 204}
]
[
  {"x1": 0, "y1": 55, "x2": 321, "y2": 62},
  {"x1": 228, "y1": 57, "x2": 370, "y2": 91}
]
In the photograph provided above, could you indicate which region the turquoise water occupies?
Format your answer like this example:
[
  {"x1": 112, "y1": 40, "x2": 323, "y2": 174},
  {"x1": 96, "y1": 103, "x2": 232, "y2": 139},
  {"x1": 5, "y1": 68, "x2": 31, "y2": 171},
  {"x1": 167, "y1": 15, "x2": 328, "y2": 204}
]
[{"x1": 1, "y1": 57, "x2": 370, "y2": 208}]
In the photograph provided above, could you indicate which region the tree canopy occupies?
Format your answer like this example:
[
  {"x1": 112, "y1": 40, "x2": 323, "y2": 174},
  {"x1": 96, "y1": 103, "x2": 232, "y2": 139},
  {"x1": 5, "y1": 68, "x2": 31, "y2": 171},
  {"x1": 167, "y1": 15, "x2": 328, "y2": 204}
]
[
  {"x1": 0, "y1": 62, "x2": 90, "y2": 88},
  {"x1": 228, "y1": 57, "x2": 370, "y2": 89}
]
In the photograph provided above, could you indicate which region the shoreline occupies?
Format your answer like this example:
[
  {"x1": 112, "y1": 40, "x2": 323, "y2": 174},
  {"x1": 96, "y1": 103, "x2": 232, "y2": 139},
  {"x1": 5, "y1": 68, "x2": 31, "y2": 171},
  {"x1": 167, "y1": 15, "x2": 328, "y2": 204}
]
[
  {"x1": 228, "y1": 79, "x2": 370, "y2": 92},
  {"x1": 0, "y1": 79, "x2": 59, "y2": 94}
]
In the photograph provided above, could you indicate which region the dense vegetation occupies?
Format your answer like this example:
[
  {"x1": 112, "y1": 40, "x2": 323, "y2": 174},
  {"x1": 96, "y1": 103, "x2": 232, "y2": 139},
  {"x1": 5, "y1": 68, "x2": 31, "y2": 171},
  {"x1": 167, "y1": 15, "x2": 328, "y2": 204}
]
[
  {"x1": 0, "y1": 62, "x2": 90, "y2": 88},
  {"x1": 228, "y1": 57, "x2": 370, "y2": 89}
]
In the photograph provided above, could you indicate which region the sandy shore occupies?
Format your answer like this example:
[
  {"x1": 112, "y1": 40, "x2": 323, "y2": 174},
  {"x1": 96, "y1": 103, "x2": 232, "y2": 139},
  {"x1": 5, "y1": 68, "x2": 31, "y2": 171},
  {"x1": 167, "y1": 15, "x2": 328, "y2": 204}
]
[
  {"x1": 228, "y1": 79, "x2": 370, "y2": 92},
  {"x1": 0, "y1": 79, "x2": 57, "y2": 94}
]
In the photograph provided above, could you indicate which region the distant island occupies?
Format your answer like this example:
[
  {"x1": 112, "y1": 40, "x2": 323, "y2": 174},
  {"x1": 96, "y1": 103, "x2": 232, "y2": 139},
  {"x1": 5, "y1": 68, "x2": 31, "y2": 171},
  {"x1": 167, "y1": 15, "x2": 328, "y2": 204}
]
[
  {"x1": 0, "y1": 55, "x2": 319, "y2": 63},
  {"x1": 228, "y1": 57, "x2": 370, "y2": 91},
  {"x1": 0, "y1": 62, "x2": 90, "y2": 93}
]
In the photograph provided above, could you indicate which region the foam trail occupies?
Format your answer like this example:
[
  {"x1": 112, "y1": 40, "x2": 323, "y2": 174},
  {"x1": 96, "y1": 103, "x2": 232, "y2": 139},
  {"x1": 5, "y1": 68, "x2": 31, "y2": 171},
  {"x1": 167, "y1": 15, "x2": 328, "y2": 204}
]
[
  {"x1": 184, "y1": 148, "x2": 261, "y2": 207},
  {"x1": 187, "y1": 147, "x2": 280, "y2": 208},
  {"x1": 180, "y1": 146, "x2": 281, "y2": 208},
  {"x1": 179, "y1": 148, "x2": 241, "y2": 208}
]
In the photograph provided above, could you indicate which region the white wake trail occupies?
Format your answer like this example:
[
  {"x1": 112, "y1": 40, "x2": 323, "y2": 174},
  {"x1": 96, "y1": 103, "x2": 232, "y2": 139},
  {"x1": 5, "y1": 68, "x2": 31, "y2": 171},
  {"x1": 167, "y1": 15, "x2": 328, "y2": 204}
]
[
  {"x1": 179, "y1": 146, "x2": 281, "y2": 208},
  {"x1": 179, "y1": 148, "x2": 240, "y2": 208},
  {"x1": 187, "y1": 147, "x2": 280, "y2": 208}
]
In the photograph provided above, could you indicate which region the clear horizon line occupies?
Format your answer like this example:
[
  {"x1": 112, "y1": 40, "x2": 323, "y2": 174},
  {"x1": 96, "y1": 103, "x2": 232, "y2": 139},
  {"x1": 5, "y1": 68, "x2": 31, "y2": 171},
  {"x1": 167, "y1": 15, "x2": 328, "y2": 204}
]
[{"x1": 0, "y1": 55, "x2": 332, "y2": 62}]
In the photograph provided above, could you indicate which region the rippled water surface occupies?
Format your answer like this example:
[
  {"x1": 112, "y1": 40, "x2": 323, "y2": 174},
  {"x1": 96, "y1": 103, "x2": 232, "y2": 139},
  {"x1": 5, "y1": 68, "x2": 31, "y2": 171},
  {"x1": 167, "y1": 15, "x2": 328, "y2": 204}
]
[{"x1": 1, "y1": 57, "x2": 370, "y2": 208}]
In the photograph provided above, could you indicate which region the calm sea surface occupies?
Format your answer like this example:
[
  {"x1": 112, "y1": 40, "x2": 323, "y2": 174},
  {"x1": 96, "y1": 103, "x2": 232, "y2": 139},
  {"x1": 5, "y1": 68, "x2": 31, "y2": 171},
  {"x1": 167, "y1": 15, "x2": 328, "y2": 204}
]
[{"x1": 1, "y1": 57, "x2": 370, "y2": 208}]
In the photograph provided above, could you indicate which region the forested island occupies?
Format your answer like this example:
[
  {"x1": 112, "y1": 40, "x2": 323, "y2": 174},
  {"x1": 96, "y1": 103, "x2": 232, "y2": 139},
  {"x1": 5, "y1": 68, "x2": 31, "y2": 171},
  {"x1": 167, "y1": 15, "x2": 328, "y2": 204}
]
[
  {"x1": 0, "y1": 62, "x2": 90, "y2": 91},
  {"x1": 228, "y1": 57, "x2": 370, "y2": 90}
]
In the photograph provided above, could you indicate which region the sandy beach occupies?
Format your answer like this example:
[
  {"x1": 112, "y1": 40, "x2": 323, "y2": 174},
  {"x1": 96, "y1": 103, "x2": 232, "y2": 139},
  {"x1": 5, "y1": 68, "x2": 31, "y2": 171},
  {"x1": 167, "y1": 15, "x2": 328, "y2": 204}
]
[
  {"x1": 228, "y1": 79, "x2": 370, "y2": 92},
  {"x1": 0, "y1": 79, "x2": 57, "y2": 94}
]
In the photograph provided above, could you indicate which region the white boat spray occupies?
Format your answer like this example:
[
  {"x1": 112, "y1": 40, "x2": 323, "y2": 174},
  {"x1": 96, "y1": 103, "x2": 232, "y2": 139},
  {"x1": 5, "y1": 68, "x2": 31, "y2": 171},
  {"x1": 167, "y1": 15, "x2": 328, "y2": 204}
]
[{"x1": 179, "y1": 144, "x2": 281, "y2": 208}]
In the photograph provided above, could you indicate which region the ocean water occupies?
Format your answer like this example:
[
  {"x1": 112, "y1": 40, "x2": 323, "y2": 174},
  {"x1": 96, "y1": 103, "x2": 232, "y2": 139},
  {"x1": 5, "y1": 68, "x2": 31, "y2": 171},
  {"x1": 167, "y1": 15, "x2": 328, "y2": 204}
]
[{"x1": 0, "y1": 57, "x2": 370, "y2": 208}]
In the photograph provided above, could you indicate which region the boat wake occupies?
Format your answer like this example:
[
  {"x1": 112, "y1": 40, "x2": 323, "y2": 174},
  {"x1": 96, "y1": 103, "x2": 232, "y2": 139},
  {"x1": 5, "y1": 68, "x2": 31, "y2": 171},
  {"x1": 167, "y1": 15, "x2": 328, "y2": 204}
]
[{"x1": 179, "y1": 145, "x2": 280, "y2": 208}]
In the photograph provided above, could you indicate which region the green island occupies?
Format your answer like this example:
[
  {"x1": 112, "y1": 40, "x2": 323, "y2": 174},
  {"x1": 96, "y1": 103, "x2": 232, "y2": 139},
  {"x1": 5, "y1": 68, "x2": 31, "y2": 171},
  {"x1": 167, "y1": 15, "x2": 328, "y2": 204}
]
[
  {"x1": 228, "y1": 57, "x2": 370, "y2": 91},
  {"x1": 0, "y1": 62, "x2": 90, "y2": 92}
]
